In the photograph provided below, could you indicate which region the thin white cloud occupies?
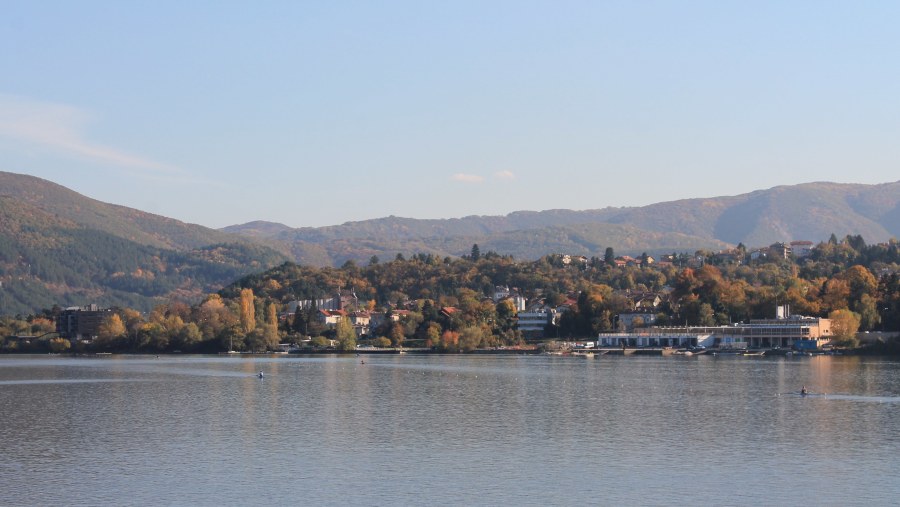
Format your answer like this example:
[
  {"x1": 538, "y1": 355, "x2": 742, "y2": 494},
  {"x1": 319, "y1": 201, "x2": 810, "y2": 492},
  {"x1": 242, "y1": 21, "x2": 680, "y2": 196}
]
[
  {"x1": 452, "y1": 173, "x2": 485, "y2": 183},
  {"x1": 494, "y1": 170, "x2": 515, "y2": 180},
  {"x1": 0, "y1": 94, "x2": 179, "y2": 176}
]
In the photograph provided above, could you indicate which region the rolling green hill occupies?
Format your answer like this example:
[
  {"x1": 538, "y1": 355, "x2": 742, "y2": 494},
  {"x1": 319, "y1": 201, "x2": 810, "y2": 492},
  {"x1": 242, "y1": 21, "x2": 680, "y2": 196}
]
[{"x1": 0, "y1": 172, "x2": 289, "y2": 315}]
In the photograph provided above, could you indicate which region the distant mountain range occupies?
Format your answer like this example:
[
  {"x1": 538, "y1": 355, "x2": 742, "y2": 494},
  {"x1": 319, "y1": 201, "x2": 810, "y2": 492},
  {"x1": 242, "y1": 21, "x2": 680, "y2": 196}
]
[
  {"x1": 2, "y1": 170, "x2": 899, "y2": 315},
  {"x1": 223, "y1": 181, "x2": 900, "y2": 266}
]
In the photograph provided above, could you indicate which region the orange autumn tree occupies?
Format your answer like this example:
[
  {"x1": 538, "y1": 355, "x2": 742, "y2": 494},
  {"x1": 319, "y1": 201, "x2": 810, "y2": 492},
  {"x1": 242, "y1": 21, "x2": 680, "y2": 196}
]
[
  {"x1": 239, "y1": 288, "x2": 256, "y2": 335},
  {"x1": 437, "y1": 330, "x2": 459, "y2": 351}
]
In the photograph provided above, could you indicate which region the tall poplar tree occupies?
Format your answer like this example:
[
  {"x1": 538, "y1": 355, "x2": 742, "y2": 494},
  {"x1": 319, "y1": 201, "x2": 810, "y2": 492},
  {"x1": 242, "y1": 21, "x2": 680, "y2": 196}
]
[
  {"x1": 239, "y1": 288, "x2": 256, "y2": 334},
  {"x1": 264, "y1": 302, "x2": 279, "y2": 349}
]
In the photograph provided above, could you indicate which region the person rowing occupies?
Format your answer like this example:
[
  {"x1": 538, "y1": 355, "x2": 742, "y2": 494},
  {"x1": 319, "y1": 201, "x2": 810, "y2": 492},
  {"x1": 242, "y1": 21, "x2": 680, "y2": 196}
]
[
  {"x1": 801, "y1": 386, "x2": 808, "y2": 396},
  {"x1": 258, "y1": 371, "x2": 264, "y2": 378}
]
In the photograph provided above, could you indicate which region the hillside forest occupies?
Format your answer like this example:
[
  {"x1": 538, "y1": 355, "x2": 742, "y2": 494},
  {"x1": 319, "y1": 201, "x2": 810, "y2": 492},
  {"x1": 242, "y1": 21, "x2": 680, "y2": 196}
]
[{"x1": 3, "y1": 235, "x2": 900, "y2": 354}]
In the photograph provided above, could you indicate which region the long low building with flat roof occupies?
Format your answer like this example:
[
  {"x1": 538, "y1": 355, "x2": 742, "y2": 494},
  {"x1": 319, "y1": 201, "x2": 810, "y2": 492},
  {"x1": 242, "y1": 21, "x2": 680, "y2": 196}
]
[
  {"x1": 597, "y1": 332, "x2": 716, "y2": 348},
  {"x1": 599, "y1": 315, "x2": 832, "y2": 349}
]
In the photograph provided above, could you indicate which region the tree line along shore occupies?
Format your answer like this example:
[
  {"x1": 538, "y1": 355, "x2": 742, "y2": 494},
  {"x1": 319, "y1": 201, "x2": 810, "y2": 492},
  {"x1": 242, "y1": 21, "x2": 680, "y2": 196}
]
[{"x1": 3, "y1": 237, "x2": 900, "y2": 355}]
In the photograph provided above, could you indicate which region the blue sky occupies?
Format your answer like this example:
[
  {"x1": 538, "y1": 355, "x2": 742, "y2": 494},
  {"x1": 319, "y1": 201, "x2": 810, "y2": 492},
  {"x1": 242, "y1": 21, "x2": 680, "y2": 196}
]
[{"x1": 2, "y1": 1, "x2": 899, "y2": 228}]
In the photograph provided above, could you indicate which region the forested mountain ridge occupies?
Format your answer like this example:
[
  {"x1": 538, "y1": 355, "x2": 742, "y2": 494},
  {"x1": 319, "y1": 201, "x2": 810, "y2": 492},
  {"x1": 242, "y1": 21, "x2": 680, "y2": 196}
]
[
  {"x1": 225, "y1": 222, "x2": 732, "y2": 269},
  {"x1": 0, "y1": 172, "x2": 289, "y2": 315},
  {"x1": 224, "y1": 181, "x2": 900, "y2": 266},
  {"x1": 0, "y1": 171, "x2": 244, "y2": 249},
  {"x1": 607, "y1": 182, "x2": 900, "y2": 246},
  {"x1": 3, "y1": 170, "x2": 900, "y2": 315}
]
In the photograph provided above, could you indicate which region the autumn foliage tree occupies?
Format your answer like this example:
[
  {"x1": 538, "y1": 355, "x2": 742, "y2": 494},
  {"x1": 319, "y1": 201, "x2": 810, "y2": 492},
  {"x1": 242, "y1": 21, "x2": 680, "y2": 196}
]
[
  {"x1": 829, "y1": 309, "x2": 861, "y2": 347},
  {"x1": 97, "y1": 313, "x2": 126, "y2": 347},
  {"x1": 436, "y1": 330, "x2": 459, "y2": 352},
  {"x1": 239, "y1": 288, "x2": 256, "y2": 335},
  {"x1": 335, "y1": 317, "x2": 357, "y2": 351}
]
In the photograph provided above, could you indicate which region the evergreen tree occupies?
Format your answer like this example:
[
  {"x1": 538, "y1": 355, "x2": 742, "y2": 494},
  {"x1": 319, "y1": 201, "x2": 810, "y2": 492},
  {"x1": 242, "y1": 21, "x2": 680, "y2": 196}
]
[
  {"x1": 604, "y1": 247, "x2": 616, "y2": 266},
  {"x1": 471, "y1": 244, "x2": 481, "y2": 261},
  {"x1": 845, "y1": 234, "x2": 867, "y2": 252},
  {"x1": 292, "y1": 307, "x2": 307, "y2": 334}
]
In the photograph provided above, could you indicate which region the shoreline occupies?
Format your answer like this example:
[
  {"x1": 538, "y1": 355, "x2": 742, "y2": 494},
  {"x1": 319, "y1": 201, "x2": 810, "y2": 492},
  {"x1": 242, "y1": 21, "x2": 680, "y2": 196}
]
[{"x1": 2, "y1": 346, "x2": 892, "y2": 357}]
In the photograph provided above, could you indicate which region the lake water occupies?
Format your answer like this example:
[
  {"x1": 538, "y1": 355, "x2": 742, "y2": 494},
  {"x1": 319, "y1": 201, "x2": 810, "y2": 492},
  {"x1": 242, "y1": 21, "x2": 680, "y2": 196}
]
[{"x1": 2, "y1": 353, "x2": 900, "y2": 506}]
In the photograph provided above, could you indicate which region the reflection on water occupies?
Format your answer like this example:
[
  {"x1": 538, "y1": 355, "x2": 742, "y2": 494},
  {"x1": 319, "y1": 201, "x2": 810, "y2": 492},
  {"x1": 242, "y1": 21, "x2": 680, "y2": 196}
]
[
  {"x1": 0, "y1": 378, "x2": 148, "y2": 385},
  {"x1": 785, "y1": 391, "x2": 900, "y2": 403},
  {"x1": 1, "y1": 354, "x2": 900, "y2": 506}
]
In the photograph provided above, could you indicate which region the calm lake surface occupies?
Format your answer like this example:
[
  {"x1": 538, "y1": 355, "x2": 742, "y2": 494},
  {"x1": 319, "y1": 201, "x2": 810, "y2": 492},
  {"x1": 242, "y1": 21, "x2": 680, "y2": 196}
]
[{"x1": 2, "y1": 353, "x2": 900, "y2": 506}]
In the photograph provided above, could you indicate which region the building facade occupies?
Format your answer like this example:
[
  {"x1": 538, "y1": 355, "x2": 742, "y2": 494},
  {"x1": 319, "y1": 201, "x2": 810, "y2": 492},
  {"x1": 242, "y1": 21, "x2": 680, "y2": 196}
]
[
  {"x1": 599, "y1": 314, "x2": 832, "y2": 349},
  {"x1": 56, "y1": 305, "x2": 111, "y2": 343}
]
